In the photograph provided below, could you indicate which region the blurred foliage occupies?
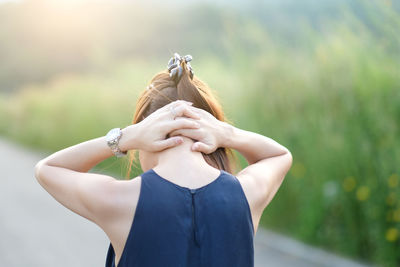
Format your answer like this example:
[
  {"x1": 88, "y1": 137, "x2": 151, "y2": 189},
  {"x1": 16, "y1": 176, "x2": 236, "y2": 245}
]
[{"x1": 0, "y1": 0, "x2": 400, "y2": 266}]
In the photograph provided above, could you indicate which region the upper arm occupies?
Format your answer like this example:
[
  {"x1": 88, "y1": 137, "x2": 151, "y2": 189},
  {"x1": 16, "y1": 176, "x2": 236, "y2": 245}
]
[
  {"x1": 237, "y1": 151, "x2": 293, "y2": 211},
  {"x1": 34, "y1": 161, "x2": 129, "y2": 229}
]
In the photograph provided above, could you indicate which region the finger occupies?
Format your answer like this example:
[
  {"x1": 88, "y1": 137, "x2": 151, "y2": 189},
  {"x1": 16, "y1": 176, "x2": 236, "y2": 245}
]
[
  {"x1": 154, "y1": 136, "x2": 183, "y2": 151},
  {"x1": 169, "y1": 128, "x2": 202, "y2": 140},
  {"x1": 165, "y1": 118, "x2": 200, "y2": 133},
  {"x1": 173, "y1": 99, "x2": 193, "y2": 105},
  {"x1": 173, "y1": 104, "x2": 201, "y2": 120},
  {"x1": 184, "y1": 105, "x2": 208, "y2": 116},
  {"x1": 184, "y1": 105, "x2": 214, "y2": 121},
  {"x1": 163, "y1": 100, "x2": 193, "y2": 112},
  {"x1": 159, "y1": 101, "x2": 194, "y2": 119},
  {"x1": 179, "y1": 100, "x2": 193, "y2": 105},
  {"x1": 192, "y1": 141, "x2": 214, "y2": 154}
]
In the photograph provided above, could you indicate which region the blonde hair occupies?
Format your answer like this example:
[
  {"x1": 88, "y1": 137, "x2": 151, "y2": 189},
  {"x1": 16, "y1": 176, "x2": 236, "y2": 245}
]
[{"x1": 125, "y1": 56, "x2": 237, "y2": 179}]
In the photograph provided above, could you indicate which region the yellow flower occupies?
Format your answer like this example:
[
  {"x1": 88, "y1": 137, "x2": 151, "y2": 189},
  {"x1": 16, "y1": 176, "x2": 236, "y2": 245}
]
[
  {"x1": 394, "y1": 209, "x2": 400, "y2": 222},
  {"x1": 356, "y1": 186, "x2": 370, "y2": 201},
  {"x1": 385, "y1": 228, "x2": 399, "y2": 242},
  {"x1": 388, "y1": 174, "x2": 399, "y2": 188},
  {"x1": 291, "y1": 162, "x2": 306, "y2": 178},
  {"x1": 343, "y1": 176, "x2": 356, "y2": 192},
  {"x1": 386, "y1": 210, "x2": 394, "y2": 222},
  {"x1": 386, "y1": 192, "x2": 397, "y2": 206}
]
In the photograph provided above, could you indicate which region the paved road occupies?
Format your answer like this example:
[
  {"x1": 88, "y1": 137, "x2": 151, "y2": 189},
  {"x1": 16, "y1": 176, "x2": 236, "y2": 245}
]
[{"x1": 0, "y1": 137, "x2": 375, "y2": 267}]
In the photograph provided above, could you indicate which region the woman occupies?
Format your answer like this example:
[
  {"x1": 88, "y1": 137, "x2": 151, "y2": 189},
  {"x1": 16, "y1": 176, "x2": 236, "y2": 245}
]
[{"x1": 34, "y1": 53, "x2": 293, "y2": 267}]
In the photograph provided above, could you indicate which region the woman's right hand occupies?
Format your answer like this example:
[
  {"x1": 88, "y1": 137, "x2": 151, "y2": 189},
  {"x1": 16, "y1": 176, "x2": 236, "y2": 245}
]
[{"x1": 169, "y1": 106, "x2": 232, "y2": 154}]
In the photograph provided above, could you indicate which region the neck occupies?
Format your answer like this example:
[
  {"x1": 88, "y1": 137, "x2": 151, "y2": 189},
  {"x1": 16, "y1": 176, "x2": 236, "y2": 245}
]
[{"x1": 155, "y1": 137, "x2": 212, "y2": 174}]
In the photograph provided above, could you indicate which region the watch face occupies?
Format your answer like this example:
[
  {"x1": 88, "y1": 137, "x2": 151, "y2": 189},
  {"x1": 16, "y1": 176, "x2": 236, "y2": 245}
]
[{"x1": 106, "y1": 128, "x2": 121, "y2": 142}]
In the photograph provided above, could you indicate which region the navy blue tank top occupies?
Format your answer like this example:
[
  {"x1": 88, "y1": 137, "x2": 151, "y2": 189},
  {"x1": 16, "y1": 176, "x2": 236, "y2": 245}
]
[{"x1": 105, "y1": 168, "x2": 254, "y2": 267}]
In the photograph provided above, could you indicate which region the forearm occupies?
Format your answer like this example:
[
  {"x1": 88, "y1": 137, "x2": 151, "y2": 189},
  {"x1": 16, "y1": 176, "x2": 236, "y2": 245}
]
[
  {"x1": 222, "y1": 124, "x2": 290, "y2": 165},
  {"x1": 36, "y1": 126, "x2": 134, "y2": 173}
]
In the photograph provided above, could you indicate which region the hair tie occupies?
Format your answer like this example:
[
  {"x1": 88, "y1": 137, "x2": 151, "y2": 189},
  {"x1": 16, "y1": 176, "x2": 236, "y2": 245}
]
[{"x1": 167, "y1": 53, "x2": 194, "y2": 80}]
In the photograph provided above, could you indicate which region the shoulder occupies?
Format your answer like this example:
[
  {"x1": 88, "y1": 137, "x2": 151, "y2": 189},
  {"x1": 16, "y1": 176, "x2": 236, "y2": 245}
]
[
  {"x1": 95, "y1": 176, "x2": 142, "y2": 229},
  {"x1": 235, "y1": 171, "x2": 271, "y2": 211},
  {"x1": 97, "y1": 176, "x2": 142, "y2": 239},
  {"x1": 236, "y1": 172, "x2": 266, "y2": 210},
  {"x1": 226, "y1": 171, "x2": 264, "y2": 234},
  {"x1": 220, "y1": 170, "x2": 259, "y2": 206}
]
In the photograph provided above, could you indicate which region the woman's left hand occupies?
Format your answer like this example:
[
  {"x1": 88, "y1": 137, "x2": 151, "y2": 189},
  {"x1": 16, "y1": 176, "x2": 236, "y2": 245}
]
[{"x1": 119, "y1": 100, "x2": 201, "y2": 152}]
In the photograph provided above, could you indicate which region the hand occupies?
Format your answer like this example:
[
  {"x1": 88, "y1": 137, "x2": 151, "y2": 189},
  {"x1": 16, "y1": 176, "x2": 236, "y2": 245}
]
[
  {"x1": 120, "y1": 100, "x2": 201, "y2": 152},
  {"x1": 169, "y1": 106, "x2": 231, "y2": 154}
]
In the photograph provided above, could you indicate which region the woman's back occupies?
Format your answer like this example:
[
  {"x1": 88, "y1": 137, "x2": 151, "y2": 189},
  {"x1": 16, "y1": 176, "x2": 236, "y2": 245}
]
[{"x1": 105, "y1": 167, "x2": 255, "y2": 267}]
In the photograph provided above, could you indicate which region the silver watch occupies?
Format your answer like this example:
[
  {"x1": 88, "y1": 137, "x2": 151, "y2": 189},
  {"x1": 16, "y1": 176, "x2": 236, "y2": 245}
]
[{"x1": 105, "y1": 128, "x2": 127, "y2": 157}]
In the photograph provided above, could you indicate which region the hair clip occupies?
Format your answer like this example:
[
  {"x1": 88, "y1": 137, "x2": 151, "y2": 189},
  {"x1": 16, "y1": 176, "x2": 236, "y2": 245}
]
[
  {"x1": 167, "y1": 52, "x2": 194, "y2": 80},
  {"x1": 146, "y1": 83, "x2": 154, "y2": 90}
]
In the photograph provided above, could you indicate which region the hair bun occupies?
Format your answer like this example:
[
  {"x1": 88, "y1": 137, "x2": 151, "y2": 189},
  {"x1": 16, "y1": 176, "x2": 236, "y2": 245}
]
[{"x1": 167, "y1": 53, "x2": 194, "y2": 81}]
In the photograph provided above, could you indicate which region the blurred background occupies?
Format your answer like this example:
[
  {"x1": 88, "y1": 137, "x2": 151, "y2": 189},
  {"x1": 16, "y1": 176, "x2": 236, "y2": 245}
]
[{"x1": 0, "y1": 0, "x2": 399, "y2": 266}]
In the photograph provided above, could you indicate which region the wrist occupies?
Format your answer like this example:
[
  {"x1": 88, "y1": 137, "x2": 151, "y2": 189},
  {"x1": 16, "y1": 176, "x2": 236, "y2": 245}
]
[
  {"x1": 118, "y1": 124, "x2": 138, "y2": 152},
  {"x1": 219, "y1": 122, "x2": 235, "y2": 148}
]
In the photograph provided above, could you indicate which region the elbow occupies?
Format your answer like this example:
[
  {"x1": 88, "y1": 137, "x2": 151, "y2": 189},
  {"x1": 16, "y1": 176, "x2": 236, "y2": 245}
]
[
  {"x1": 34, "y1": 160, "x2": 45, "y2": 182},
  {"x1": 284, "y1": 149, "x2": 293, "y2": 173},
  {"x1": 287, "y1": 150, "x2": 293, "y2": 165}
]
